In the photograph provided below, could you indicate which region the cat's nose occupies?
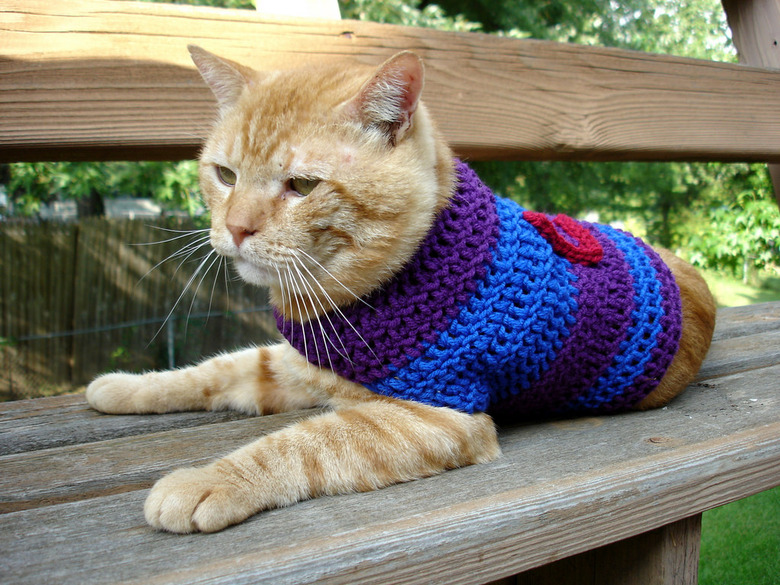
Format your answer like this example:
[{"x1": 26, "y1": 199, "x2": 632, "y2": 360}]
[{"x1": 227, "y1": 224, "x2": 256, "y2": 248}]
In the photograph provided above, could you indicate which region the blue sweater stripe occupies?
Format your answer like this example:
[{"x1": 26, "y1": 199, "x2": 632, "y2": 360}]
[
  {"x1": 570, "y1": 225, "x2": 665, "y2": 411},
  {"x1": 369, "y1": 197, "x2": 577, "y2": 412}
]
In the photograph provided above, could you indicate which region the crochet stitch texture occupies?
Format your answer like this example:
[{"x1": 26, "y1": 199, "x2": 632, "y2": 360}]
[{"x1": 276, "y1": 161, "x2": 683, "y2": 418}]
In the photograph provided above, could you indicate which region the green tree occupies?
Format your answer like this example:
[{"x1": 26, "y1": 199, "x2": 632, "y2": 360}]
[
  {"x1": 683, "y1": 164, "x2": 780, "y2": 279},
  {"x1": 2, "y1": 161, "x2": 201, "y2": 219},
  {"x1": 340, "y1": 0, "x2": 478, "y2": 31},
  {"x1": 424, "y1": 0, "x2": 734, "y2": 61}
]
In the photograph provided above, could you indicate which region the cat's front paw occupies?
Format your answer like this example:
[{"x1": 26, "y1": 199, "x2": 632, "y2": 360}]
[
  {"x1": 86, "y1": 372, "x2": 151, "y2": 414},
  {"x1": 144, "y1": 466, "x2": 258, "y2": 533}
]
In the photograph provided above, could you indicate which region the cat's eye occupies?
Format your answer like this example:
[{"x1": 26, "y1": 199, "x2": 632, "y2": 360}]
[
  {"x1": 289, "y1": 177, "x2": 320, "y2": 197},
  {"x1": 216, "y1": 166, "x2": 237, "y2": 187}
]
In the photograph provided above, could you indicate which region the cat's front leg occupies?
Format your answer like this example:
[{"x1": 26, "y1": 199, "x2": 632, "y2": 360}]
[
  {"x1": 144, "y1": 398, "x2": 500, "y2": 533},
  {"x1": 86, "y1": 344, "x2": 322, "y2": 415}
]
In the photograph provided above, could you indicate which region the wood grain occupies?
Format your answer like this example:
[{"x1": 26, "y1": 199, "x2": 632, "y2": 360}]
[
  {"x1": 2, "y1": 0, "x2": 780, "y2": 163},
  {"x1": 1, "y1": 303, "x2": 779, "y2": 585},
  {"x1": 1, "y1": 416, "x2": 777, "y2": 585},
  {"x1": 0, "y1": 394, "x2": 254, "y2": 456}
]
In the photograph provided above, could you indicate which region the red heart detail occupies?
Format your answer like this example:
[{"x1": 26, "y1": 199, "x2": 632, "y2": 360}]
[{"x1": 523, "y1": 211, "x2": 603, "y2": 265}]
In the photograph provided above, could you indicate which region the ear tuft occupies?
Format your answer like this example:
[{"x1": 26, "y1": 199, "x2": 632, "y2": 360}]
[
  {"x1": 347, "y1": 51, "x2": 425, "y2": 145},
  {"x1": 188, "y1": 45, "x2": 255, "y2": 109}
]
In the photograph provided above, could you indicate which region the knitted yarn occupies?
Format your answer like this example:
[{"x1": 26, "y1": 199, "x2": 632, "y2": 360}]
[{"x1": 276, "y1": 161, "x2": 682, "y2": 418}]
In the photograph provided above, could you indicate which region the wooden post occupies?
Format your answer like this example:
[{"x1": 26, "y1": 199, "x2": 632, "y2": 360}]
[
  {"x1": 507, "y1": 515, "x2": 702, "y2": 585},
  {"x1": 722, "y1": 0, "x2": 780, "y2": 206}
]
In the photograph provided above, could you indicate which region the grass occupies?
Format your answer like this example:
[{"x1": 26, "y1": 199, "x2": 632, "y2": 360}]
[
  {"x1": 697, "y1": 269, "x2": 779, "y2": 584},
  {"x1": 699, "y1": 487, "x2": 780, "y2": 585},
  {"x1": 701, "y1": 269, "x2": 780, "y2": 307}
]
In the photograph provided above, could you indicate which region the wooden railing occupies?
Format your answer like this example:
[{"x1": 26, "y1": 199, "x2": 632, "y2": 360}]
[{"x1": 2, "y1": 0, "x2": 780, "y2": 164}]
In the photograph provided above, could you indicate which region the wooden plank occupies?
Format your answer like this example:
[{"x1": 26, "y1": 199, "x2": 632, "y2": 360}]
[
  {"x1": 1, "y1": 358, "x2": 778, "y2": 584},
  {"x1": 2, "y1": 0, "x2": 780, "y2": 163},
  {"x1": 2, "y1": 360, "x2": 778, "y2": 512},
  {"x1": 722, "y1": 0, "x2": 780, "y2": 204},
  {"x1": 1, "y1": 414, "x2": 777, "y2": 585},
  {"x1": 696, "y1": 302, "x2": 780, "y2": 378},
  {"x1": 710, "y1": 301, "x2": 780, "y2": 341},
  {"x1": 0, "y1": 393, "x2": 255, "y2": 456},
  {"x1": 697, "y1": 328, "x2": 780, "y2": 379},
  {"x1": 0, "y1": 409, "x2": 321, "y2": 512}
]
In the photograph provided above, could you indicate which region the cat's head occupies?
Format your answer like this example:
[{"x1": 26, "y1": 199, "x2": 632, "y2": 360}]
[{"x1": 190, "y1": 46, "x2": 453, "y2": 321}]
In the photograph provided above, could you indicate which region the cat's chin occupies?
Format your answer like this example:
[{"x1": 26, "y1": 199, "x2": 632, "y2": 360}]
[{"x1": 233, "y1": 258, "x2": 276, "y2": 287}]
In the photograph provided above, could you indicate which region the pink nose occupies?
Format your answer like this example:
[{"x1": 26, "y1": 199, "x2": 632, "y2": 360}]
[{"x1": 227, "y1": 224, "x2": 256, "y2": 247}]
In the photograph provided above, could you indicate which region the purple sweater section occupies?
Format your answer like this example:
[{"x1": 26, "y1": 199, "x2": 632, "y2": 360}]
[
  {"x1": 495, "y1": 228, "x2": 634, "y2": 415},
  {"x1": 275, "y1": 161, "x2": 500, "y2": 385}
]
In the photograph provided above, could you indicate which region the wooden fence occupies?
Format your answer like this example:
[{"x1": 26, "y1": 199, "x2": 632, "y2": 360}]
[{"x1": 0, "y1": 218, "x2": 278, "y2": 400}]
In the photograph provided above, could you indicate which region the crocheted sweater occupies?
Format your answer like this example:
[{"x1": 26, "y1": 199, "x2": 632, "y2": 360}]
[{"x1": 276, "y1": 161, "x2": 682, "y2": 419}]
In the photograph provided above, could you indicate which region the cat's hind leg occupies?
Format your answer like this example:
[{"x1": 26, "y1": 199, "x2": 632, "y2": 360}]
[{"x1": 86, "y1": 344, "x2": 323, "y2": 415}]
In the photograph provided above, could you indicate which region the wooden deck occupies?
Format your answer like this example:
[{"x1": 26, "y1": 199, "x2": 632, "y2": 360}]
[{"x1": 2, "y1": 302, "x2": 779, "y2": 585}]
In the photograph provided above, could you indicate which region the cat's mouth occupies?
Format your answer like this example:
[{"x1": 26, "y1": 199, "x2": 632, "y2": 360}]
[
  {"x1": 232, "y1": 257, "x2": 277, "y2": 287},
  {"x1": 210, "y1": 233, "x2": 277, "y2": 286}
]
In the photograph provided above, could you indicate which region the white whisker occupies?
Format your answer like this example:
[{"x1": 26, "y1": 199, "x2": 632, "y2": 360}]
[
  {"x1": 136, "y1": 232, "x2": 211, "y2": 283},
  {"x1": 132, "y1": 226, "x2": 210, "y2": 245},
  {"x1": 290, "y1": 249, "x2": 380, "y2": 366},
  {"x1": 284, "y1": 258, "x2": 311, "y2": 370},
  {"x1": 190, "y1": 250, "x2": 223, "y2": 321},
  {"x1": 289, "y1": 254, "x2": 353, "y2": 365},
  {"x1": 288, "y1": 259, "x2": 325, "y2": 370},
  {"x1": 294, "y1": 247, "x2": 374, "y2": 310},
  {"x1": 289, "y1": 257, "x2": 334, "y2": 372},
  {"x1": 182, "y1": 248, "x2": 221, "y2": 338},
  {"x1": 170, "y1": 235, "x2": 213, "y2": 273},
  {"x1": 149, "y1": 248, "x2": 217, "y2": 344},
  {"x1": 221, "y1": 256, "x2": 231, "y2": 313},
  {"x1": 279, "y1": 262, "x2": 296, "y2": 350}
]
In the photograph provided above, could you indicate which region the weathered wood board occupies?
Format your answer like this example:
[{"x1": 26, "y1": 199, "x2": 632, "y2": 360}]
[{"x1": 1, "y1": 302, "x2": 778, "y2": 585}]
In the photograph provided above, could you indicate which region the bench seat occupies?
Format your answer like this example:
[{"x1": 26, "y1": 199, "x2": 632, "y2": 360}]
[{"x1": 2, "y1": 302, "x2": 778, "y2": 585}]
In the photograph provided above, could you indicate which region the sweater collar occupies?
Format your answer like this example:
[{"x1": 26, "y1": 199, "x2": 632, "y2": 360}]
[{"x1": 275, "y1": 160, "x2": 500, "y2": 384}]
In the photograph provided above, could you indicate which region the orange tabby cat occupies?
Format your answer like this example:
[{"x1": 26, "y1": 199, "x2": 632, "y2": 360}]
[{"x1": 86, "y1": 46, "x2": 716, "y2": 533}]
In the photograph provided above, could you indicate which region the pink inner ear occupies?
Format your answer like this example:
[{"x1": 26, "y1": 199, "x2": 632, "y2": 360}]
[
  {"x1": 389, "y1": 54, "x2": 423, "y2": 115},
  {"x1": 345, "y1": 52, "x2": 425, "y2": 142},
  {"x1": 399, "y1": 74, "x2": 420, "y2": 115}
]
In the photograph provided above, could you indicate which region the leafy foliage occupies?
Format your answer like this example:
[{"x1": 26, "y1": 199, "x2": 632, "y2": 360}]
[
  {"x1": 684, "y1": 165, "x2": 780, "y2": 277},
  {"x1": 340, "y1": 0, "x2": 478, "y2": 31},
  {"x1": 424, "y1": 0, "x2": 735, "y2": 61},
  {"x1": 3, "y1": 161, "x2": 201, "y2": 218}
]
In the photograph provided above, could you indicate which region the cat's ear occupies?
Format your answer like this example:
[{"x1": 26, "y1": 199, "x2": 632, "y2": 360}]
[
  {"x1": 345, "y1": 51, "x2": 424, "y2": 145},
  {"x1": 188, "y1": 45, "x2": 256, "y2": 109}
]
